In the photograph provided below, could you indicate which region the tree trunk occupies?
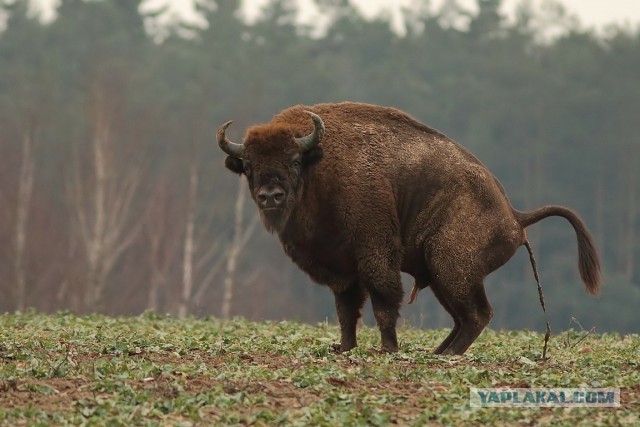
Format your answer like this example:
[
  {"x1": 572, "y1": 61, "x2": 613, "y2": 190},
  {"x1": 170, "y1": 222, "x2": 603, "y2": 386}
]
[
  {"x1": 594, "y1": 172, "x2": 605, "y2": 258},
  {"x1": 84, "y1": 121, "x2": 108, "y2": 310},
  {"x1": 624, "y1": 166, "x2": 637, "y2": 283},
  {"x1": 221, "y1": 178, "x2": 248, "y2": 319},
  {"x1": 147, "y1": 236, "x2": 162, "y2": 312},
  {"x1": 178, "y1": 160, "x2": 198, "y2": 319},
  {"x1": 15, "y1": 130, "x2": 34, "y2": 311}
]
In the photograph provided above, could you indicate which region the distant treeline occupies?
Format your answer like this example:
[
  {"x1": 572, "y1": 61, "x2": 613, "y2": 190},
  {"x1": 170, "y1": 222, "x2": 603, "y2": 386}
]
[{"x1": 0, "y1": 0, "x2": 638, "y2": 332}]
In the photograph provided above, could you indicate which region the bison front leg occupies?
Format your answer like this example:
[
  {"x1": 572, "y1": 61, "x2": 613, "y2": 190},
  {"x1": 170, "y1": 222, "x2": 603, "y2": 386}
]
[
  {"x1": 333, "y1": 285, "x2": 366, "y2": 352},
  {"x1": 358, "y1": 257, "x2": 403, "y2": 353},
  {"x1": 369, "y1": 286, "x2": 403, "y2": 352}
]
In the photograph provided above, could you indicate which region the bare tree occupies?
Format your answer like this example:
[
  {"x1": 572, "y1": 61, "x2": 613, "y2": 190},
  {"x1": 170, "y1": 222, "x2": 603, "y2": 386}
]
[
  {"x1": 174, "y1": 156, "x2": 259, "y2": 318},
  {"x1": 623, "y1": 159, "x2": 637, "y2": 282},
  {"x1": 177, "y1": 157, "x2": 199, "y2": 319},
  {"x1": 221, "y1": 178, "x2": 259, "y2": 318},
  {"x1": 145, "y1": 177, "x2": 182, "y2": 312},
  {"x1": 14, "y1": 127, "x2": 35, "y2": 311},
  {"x1": 68, "y1": 67, "x2": 142, "y2": 312}
]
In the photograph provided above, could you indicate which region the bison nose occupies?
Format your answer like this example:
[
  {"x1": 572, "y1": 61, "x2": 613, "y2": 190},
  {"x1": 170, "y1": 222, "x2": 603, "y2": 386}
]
[{"x1": 257, "y1": 186, "x2": 286, "y2": 208}]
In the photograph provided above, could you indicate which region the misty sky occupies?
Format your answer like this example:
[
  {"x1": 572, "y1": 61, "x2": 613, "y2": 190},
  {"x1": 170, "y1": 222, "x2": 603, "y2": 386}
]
[{"x1": 31, "y1": 0, "x2": 640, "y2": 32}]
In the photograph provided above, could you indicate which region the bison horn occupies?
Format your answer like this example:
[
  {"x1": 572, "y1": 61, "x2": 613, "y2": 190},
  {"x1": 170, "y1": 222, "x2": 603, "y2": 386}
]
[
  {"x1": 295, "y1": 111, "x2": 325, "y2": 152},
  {"x1": 217, "y1": 120, "x2": 245, "y2": 158}
]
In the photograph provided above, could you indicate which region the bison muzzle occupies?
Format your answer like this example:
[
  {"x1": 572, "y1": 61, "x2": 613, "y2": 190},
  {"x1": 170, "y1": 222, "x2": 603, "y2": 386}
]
[{"x1": 217, "y1": 102, "x2": 600, "y2": 355}]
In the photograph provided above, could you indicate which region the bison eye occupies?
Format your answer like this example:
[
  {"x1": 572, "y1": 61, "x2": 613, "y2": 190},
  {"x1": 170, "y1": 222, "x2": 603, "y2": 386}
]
[
  {"x1": 291, "y1": 155, "x2": 302, "y2": 168},
  {"x1": 243, "y1": 161, "x2": 252, "y2": 174}
]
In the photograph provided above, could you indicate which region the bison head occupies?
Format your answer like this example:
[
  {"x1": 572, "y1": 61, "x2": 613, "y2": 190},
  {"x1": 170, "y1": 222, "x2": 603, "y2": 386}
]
[{"x1": 217, "y1": 111, "x2": 325, "y2": 233}]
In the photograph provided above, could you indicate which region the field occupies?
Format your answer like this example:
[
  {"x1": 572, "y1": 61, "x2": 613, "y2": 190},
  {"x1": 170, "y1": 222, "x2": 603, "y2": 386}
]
[{"x1": 0, "y1": 312, "x2": 638, "y2": 426}]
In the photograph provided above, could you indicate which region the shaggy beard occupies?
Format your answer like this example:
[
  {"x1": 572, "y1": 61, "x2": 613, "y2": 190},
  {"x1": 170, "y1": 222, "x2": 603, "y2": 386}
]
[{"x1": 259, "y1": 205, "x2": 292, "y2": 234}]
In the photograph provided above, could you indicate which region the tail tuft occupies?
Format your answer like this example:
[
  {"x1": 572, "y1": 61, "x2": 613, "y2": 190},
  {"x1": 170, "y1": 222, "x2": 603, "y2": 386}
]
[
  {"x1": 577, "y1": 230, "x2": 600, "y2": 296},
  {"x1": 516, "y1": 206, "x2": 601, "y2": 296}
]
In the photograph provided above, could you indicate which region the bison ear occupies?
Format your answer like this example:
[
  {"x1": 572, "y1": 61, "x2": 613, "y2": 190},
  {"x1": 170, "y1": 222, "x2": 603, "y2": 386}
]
[
  {"x1": 225, "y1": 156, "x2": 245, "y2": 175},
  {"x1": 302, "y1": 145, "x2": 323, "y2": 169}
]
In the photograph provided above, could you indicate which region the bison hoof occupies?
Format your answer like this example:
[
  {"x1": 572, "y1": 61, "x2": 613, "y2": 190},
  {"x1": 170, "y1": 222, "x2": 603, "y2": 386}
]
[
  {"x1": 379, "y1": 345, "x2": 398, "y2": 354},
  {"x1": 438, "y1": 347, "x2": 463, "y2": 356},
  {"x1": 332, "y1": 343, "x2": 356, "y2": 353}
]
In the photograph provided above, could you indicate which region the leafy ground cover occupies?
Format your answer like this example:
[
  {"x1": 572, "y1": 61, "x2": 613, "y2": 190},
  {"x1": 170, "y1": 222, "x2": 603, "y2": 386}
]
[{"x1": 0, "y1": 312, "x2": 638, "y2": 426}]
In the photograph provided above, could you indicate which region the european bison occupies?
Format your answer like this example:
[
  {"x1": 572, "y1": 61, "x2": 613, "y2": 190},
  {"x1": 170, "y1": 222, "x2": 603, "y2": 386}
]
[{"x1": 217, "y1": 102, "x2": 600, "y2": 355}]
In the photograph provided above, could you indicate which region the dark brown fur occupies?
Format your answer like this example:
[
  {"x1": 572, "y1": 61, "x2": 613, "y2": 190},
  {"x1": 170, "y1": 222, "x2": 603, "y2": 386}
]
[{"x1": 220, "y1": 102, "x2": 601, "y2": 355}]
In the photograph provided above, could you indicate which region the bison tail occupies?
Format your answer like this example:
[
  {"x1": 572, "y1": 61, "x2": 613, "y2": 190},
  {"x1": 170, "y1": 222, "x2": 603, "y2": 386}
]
[{"x1": 515, "y1": 206, "x2": 601, "y2": 296}]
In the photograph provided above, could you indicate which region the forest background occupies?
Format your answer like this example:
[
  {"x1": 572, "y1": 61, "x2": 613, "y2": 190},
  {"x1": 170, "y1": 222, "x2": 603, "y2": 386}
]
[{"x1": 1, "y1": 0, "x2": 638, "y2": 333}]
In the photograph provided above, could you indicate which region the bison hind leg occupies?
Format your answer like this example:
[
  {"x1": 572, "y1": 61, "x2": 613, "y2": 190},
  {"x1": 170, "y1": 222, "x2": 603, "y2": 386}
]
[
  {"x1": 431, "y1": 279, "x2": 493, "y2": 355},
  {"x1": 425, "y1": 216, "x2": 521, "y2": 354},
  {"x1": 429, "y1": 283, "x2": 462, "y2": 354}
]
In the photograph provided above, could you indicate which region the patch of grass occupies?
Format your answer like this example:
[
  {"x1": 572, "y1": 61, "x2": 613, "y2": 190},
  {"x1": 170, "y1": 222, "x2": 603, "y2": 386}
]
[{"x1": 0, "y1": 312, "x2": 638, "y2": 426}]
